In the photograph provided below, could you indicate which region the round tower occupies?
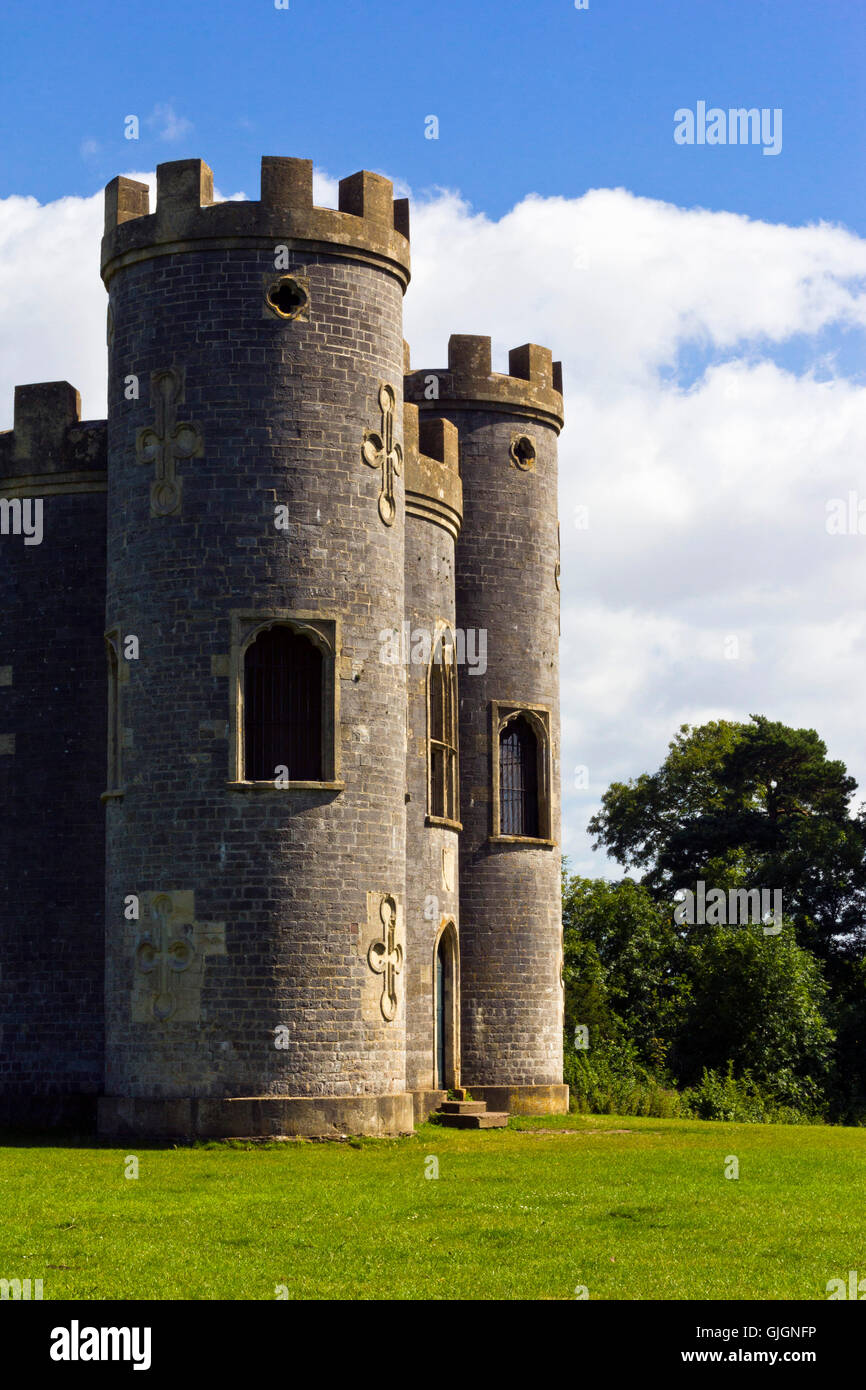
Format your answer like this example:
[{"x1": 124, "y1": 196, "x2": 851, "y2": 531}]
[
  {"x1": 99, "y1": 157, "x2": 412, "y2": 1138},
  {"x1": 405, "y1": 335, "x2": 568, "y2": 1114},
  {"x1": 402, "y1": 389, "x2": 462, "y2": 1107}
]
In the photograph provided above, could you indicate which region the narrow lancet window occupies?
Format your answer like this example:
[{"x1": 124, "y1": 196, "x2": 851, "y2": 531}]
[{"x1": 429, "y1": 632, "x2": 459, "y2": 822}]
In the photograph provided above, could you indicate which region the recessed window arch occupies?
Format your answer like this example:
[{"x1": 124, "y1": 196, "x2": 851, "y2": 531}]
[
  {"x1": 243, "y1": 624, "x2": 322, "y2": 782},
  {"x1": 499, "y1": 716, "x2": 539, "y2": 837},
  {"x1": 229, "y1": 611, "x2": 340, "y2": 789},
  {"x1": 491, "y1": 702, "x2": 553, "y2": 843},
  {"x1": 428, "y1": 627, "x2": 459, "y2": 825}
]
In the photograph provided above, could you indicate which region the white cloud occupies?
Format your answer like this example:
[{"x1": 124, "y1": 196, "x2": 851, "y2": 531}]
[
  {"x1": 145, "y1": 103, "x2": 193, "y2": 143},
  {"x1": 403, "y1": 187, "x2": 866, "y2": 875},
  {"x1": 2, "y1": 172, "x2": 865, "y2": 880}
]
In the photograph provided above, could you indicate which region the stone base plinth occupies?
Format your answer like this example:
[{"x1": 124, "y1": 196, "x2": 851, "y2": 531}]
[
  {"x1": 462, "y1": 1083, "x2": 569, "y2": 1116},
  {"x1": 0, "y1": 1095, "x2": 98, "y2": 1131},
  {"x1": 98, "y1": 1093, "x2": 416, "y2": 1139},
  {"x1": 411, "y1": 1089, "x2": 447, "y2": 1124}
]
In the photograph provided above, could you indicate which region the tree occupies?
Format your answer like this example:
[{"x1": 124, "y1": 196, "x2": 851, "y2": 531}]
[
  {"x1": 588, "y1": 716, "x2": 866, "y2": 963},
  {"x1": 562, "y1": 873, "x2": 689, "y2": 1070},
  {"x1": 674, "y1": 923, "x2": 834, "y2": 1105}
]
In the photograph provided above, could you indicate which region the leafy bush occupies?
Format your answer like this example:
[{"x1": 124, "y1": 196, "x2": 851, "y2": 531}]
[
  {"x1": 564, "y1": 1039, "x2": 682, "y2": 1119},
  {"x1": 682, "y1": 1063, "x2": 825, "y2": 1125}
]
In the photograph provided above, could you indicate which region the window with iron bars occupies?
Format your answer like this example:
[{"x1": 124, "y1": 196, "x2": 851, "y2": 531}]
[
  {"x1": 243, "y1": 625, "x2": 323, "y2": 782},
  {"x1": 499, "y1": 715, "x2": 540, "y2": 838},
  {"x1": 429, "y1": 634, "x2": 459, "y2": 822}
]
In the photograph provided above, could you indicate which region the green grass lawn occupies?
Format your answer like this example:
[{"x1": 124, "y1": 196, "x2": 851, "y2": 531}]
[{"x1": 1, "y1": 1112, "x2": 864, "y2": 1300}]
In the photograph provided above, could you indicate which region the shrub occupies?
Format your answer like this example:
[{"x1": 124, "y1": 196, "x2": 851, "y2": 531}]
[
  {"x1": 564, "y1": 1039, "x2": 682, "y2": 1119},
  {"x1": 682, "y1": 1063, "x2": 825, "y2": 1125}
]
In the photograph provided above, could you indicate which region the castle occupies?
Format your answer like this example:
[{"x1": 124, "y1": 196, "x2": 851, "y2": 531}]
[{"x1": 0, "y1": 156, "x2": 567, "y2": 1137}]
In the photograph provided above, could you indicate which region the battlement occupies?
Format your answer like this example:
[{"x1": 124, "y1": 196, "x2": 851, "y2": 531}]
[
  {"x1": 404, "y1": 403, "x2": 462, "y2": 540},
  {"x1": 101, "y1": 157, "x2": 411, "y2": 289},
  {"x1": 405, "y1": 334, "x2": 564, "y2": 432},
  {"x1": 0, "y1": 383, "x2": 107, "y2": 493}
]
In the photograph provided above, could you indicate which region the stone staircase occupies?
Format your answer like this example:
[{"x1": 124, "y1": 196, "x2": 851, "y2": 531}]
[{"x1": 435, "y1": 1095, "x2": 509, "y2": 1129}]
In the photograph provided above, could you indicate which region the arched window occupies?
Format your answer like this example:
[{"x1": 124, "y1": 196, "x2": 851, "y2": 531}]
[
  {"x1": 499, "y1": 715, "x2": 540, "y2": 838},
  {"x1": 428, "y1": 631, "x2": 459, "y2": 823},
  {"x1": 243, "y1": 625, "x2": 322, "y2": 782}
]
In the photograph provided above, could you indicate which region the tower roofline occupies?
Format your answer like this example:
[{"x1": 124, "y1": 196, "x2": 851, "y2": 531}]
[
  {"x1": 404, "y1": 334, "x2": 564, "y2": 433},
  {"x1": 101, "y1": 156, "x2": 411, "y2": 289},
  {"x1": 0, "y1": 381, "x2": 106, "y2": 491},
  {"x1": 404, "y1": 403, "x2": 462, "y2": 541}
]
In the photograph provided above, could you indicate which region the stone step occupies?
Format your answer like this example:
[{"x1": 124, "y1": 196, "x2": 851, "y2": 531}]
[
  {"x1": 436, "y1": 1111, "x2": 509, "y2": 1129},
  {"x1": 438, "y1": 1100, "x2": 488, "y2": 1115}
]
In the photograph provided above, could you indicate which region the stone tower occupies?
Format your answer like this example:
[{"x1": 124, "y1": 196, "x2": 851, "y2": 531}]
[
  {"x1": 0, "y1": 155, "x2": 567, "y2": 1137},
  {"x1": 100, "y1": 157, "x2": 413, "y2": 1136},
  {"x1": 402, "y1": 395, "x2": 462, "y2": 1101},
  {"x1": 406, "y1": 338, "x2": 567, "y2": 1113}
]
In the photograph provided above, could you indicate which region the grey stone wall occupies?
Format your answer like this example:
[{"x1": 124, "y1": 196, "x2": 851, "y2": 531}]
[
  {"x1": 0, "y1": 391, "x2": 107, "y2": 1109},
  {"x1": 103, "y1": 165, "x2": 410, "y2": 1102}
]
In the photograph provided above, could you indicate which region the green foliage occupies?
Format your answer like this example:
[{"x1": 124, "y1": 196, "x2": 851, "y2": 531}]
[
  {"x1": 674, "y1": 923, "x2": 834, "y2": 1090},
  {"x1": 587, "y1": 715, "x2": 866, "y2": 962},
  {"x1": 562, "y1": 873, "x2": 689, "y2": 1070},
  {"x1": 570, "y1": 713, "x2": 866, "y2": 1125},
  {"x1": 682, "y1": 1064, "x2": 825, "y2": 1126},
  {"x1": 825, "y1": 956, "x2": 866, "y2": 1123},
  {"x1": 562, "y1": 870, "x2": 836, "y2": 1122},
  {"x1": 564, "y1": 1038, "x2": 682, "y2": 1118}
]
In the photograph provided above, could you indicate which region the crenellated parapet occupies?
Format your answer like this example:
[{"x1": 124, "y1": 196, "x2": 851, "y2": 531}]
[
  {"x1": 101, "y1": 157, "x2": 411, "y2": 289},
  {"x1": 0, "y1": 382, "x2": 106, "y2": 496},
  {"x1": 405, "y1": 334, "x2": 564, "y2": 432},
  {"x1": 403, "y1": 402, "x2": 462, "y2": 541}
]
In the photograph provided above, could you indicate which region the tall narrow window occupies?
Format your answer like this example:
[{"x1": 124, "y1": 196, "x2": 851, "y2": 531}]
[
  {"x1": 428, "y1": 632, "x2": 459, "y2": 823},
  {"x1": 243, "y1": 625, "x2": 322, "y2": 782},
  {"x1": 499, "y1": 716, "x2": 540, "y2": 837},
  {"x1": 104, "y1": 629, "x2": 122, "y2": 793}
]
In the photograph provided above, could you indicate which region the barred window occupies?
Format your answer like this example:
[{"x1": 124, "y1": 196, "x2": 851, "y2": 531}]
[
  {"x1": 429, "y1": 633, "x2": 459, "y2": 822},
  {"x1": 243, "y1": 625, "x2": 322, "y2": 782},
  {"x1": 499, "y1": 716, "x2": 540, "y2": 838}
]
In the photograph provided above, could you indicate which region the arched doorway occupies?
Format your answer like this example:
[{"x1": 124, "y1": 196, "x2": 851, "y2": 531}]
[{"x1": 434, "y1": 921, "x2": 459, "y2": 1089}]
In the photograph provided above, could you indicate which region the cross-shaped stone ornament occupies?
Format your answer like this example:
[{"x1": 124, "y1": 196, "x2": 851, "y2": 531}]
[
  {"x1": 367, "y1": 893, "x2": 403, "y2": 1021},
  {"x1": 136, "y1": 368, "x2": 203, "y2": 517},
  {"x1": 136, "y1": 894, "x2": 195, "y2": 1021},
  {"x1": 361, "y1": 383, "x2": 402, "y2": 526},
  {"x1": 132, "y1": 891, "x2": 226, "y2": 1023}
]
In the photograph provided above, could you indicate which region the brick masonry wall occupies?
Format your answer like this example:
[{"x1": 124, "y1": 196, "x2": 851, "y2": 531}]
[
  {"x1": 0, "y1": 478, "x2": 107, "y2": 1098},
  {"x1": 104, "y1": 244, "x2": 408, "y2": 1100},
  {"x1": 404, "y1": 514, "x2": 459, "y2": 1090},
  {"x1": 439, "y1": 408, "x2": 563, "y2": 1085}
]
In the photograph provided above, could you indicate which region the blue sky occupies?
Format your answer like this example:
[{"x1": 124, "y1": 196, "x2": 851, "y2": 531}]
[{"x1": 1, "y1": 0, "x2": 863, "y2": 232}]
